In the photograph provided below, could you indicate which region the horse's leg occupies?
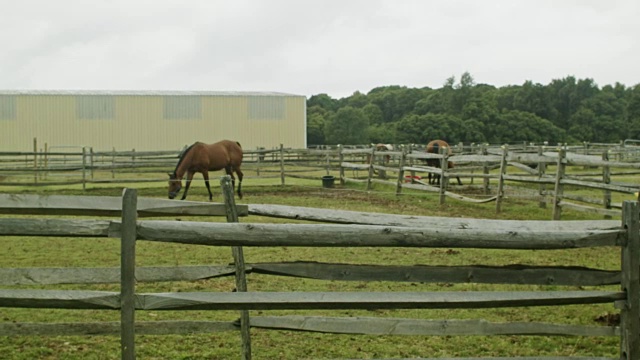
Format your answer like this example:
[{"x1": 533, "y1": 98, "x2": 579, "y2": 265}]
[
  {"x1": 456, "y1": 176, "x2": 462, "y2": 186},
  {"x1": 224, "y1": 166, "x2": 236, "y2": 197},
  {"x1": 235, "y1": 167, "x2": 244, "y2": 199},
  {"x1": 181, "y1": 171, "x2": 195, "y2": 200},
  {"x1": 202, "y1": 170, "x2": 213, "y2": 201}
]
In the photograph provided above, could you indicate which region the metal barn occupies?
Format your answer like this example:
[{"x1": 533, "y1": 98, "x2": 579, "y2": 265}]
[{"x1": 0, "y1": 90, "x2": 307, "y2": 152}]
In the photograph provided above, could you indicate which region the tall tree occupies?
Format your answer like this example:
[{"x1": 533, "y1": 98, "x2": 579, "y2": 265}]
[
  {"x1": 307, "y1": 93, "x2": 338, "y2": 112},
  {"x1": 324, "y1": 106, "x2": 369, "y2": 145},
  {"x1": 627, "y1": 85, "x2": 640, "y2": 139}
]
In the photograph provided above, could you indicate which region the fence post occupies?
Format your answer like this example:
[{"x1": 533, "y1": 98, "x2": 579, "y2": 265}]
[
  {"x1": 325, "y1": 151, "x2": 330, "y2": 175},
  {"x1": 338, "y1": 145, "x2": 345, "y2": 185},
  {"x1": 90, "y1": 147, "x2": 95, "y2": 180},
  {"x1": 620, "y1": 201, "x2": 640, "y2": 359},
  {"x1": 439, "y1": 146, "x2": 448, "y2": 205},
  {"x1": 602, "y1": 150, "x2": 612, "y2": 219},
  {"x1": 120, "y1": 188, "x2": 137, "y2": 360},
  {"x1": 33, "y1": 137, "x2": 38, "y2": 185},
  {"x1": 221, "y1": 176, "x2": 252, "y2": 360},
  {"x1": 395, "y1": 145, "x2": 406, "y2": 196},
  {"x1": 112, "y1": 147, "x2": 116, "y2": 179},
  {"x1": 552, "y1": 148, "x2": 566, "y2": 220},
  {"x1": 481, "y1": 144, "x2": 490, "y2": 195},
  {"x1": 537, "y1": 145, "x2": 547, "y2": 208},
  {"x1": 256, "y1": 147, "x2": 262, "y2": 177},
  {"x1": 495, "y1": 145, "x2": 508, "y2": 213},
  {"x1": 44, "y1": 142, "x2": 48, "y2": 180},
  {"x1": 279, "y1": 144, "x2": 285, "y2": 186},
  {"x1": 82, "y1": 147, "x2": 87, "y2": 191},
  {"x1": 366, "y1": 147, "x2": 375, "y2": 191}
]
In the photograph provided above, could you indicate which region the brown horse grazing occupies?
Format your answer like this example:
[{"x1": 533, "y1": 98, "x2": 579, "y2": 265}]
[
  {"x1": 168, "y1": 140, "x2": 244, "y2": 201},
  {"x1": 425, "y1": 140, "x2": 462, "y2": 186}
]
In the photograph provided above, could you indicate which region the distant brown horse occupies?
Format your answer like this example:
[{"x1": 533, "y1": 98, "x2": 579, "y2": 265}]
[
  {"x1": 168, "y1": 140, "x2": 244, "y2": 200},
  {"x1": 426, "y1": 140, "x2": 462, "y2": 185}
]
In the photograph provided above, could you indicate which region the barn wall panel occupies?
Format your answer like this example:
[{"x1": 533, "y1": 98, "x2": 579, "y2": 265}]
[{"x1": 0, "y1": 92, "x2": 306, "y2": 152}]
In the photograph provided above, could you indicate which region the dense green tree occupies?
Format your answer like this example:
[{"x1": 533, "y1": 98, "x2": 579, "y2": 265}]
[
  {"x1": 627, "y1": 85, "x2": 640, "y2": 139},
  {"x1": 306, "y1": 73, "x2": 638, "y2": 146},
  {"x1": 307, "y1": 93, "x2": 338, "y2": 112},
  {"x1": 324, "y1": 106, "x2": 369, "y2": 145},
  {"x1": 307, "y1": 112, "x2": 326, "y2": 145},
  {"x1": 345, "y1": 91, "x2": 369, "y2": 108},
  {"x1": 512, "y1": 81, "x2": 554, "y2": 120},
  {"x1": 450, "y1": 72, "x2": 475, "y2": 115},
  {"x1": 459, "y1": 119, "x2": 487, "y2": 143},
  {"x1": 495, "y1": 110, "x2": 566, "y2": 144},
  {"x1": 421, "y1": 114, "x2": 464, "y2": 144},
  {"x1": 568, "y1": 108, "x2": 596, "y2": 142},
  {"x1": 395, "y1": 114, "x2": 427, "y2": 144},
  {"x1": 367, "y1": 86, "x2": 425, "y2": 123},
  {"x1": 569, "y1": 86, "x2": 626, "y2": 143},
  {"x1": 367, "y1": 123, "x2": 397, "y2": 144},
  {"x1": 363, "y1": 103, "x2": 384, "y2": 125}
]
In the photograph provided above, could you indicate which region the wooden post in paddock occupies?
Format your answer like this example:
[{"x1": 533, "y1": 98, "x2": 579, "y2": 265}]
[
  {"x1": 120, "y1": 188, "x2": 137, "y2": 360},
  {"x1": 279, "y1": 144, "x2": 285, "y2": 186},
  {"x1": 537, "y1": 145, "x2": 547, "y2": 208},
  {"x1": 438, "y1": 146, "x2": 449, "y2": 205},
  {"x1": 255, "y1": 147, "x2": 261, "y2": 177},
  {"x1": 90, "y1": 147, "x2": 95, "y2": 180},
  {"x1": 221, "y1": 176, "x2": 252, "y2": 360},
  {"x1": 366, "y1": 147, "x2": 375, "y2": 191},
  {"x1": 602, "y1": 151, "x2": 612, "y2": 219},
  {"x1": 43, "y1": 142, "x2": 48, "y2": 180},
  {"x1": 82, "y1": 147, "x2": 87, "y2": 191},
  {"x1": 495, "y1": 145, "x2": 508, "y2": 213},
  {"x1": 325, "y1": 151, "x2": 330, "y2": 175},
  {"x1": 552, "y1": 148, "x2": 567, "y2": 220},
  {"x1": 620, "y1": 201, "x2": 640, "y2": 359},
  {"x1": 395, "y1": 145, "x2": 407, "y2": 196},
  {"x1": 111, "y1": 147, "x2": 116, "y2": 179},
  {"x1": 481, "y1": 144, "x2": 490, "y2": 195},
  {"x1": 33, "y1": 137, "x2": 38, "y2": 184},
  {"x1": 338, "y1": 145, "x2": 345, "y2": 185}
]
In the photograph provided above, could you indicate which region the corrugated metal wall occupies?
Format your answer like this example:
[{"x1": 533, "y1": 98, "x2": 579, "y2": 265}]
[{"x1": 0, "y1": 91, "x2": 307, "y2": 152}]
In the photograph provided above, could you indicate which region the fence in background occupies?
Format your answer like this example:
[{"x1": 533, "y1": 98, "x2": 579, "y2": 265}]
[{"x1": 1, "y1": 141, "x2": 639, "y2": 219}]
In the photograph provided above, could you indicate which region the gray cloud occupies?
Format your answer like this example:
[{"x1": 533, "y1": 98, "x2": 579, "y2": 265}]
[{"x1": 1, "y1": 0, "x2": 638, "y2": 98}]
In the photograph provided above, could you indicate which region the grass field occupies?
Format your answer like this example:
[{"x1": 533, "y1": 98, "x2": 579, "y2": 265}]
[{"x1": 0, "y1": 176, "x2": 629, "y2": 359}]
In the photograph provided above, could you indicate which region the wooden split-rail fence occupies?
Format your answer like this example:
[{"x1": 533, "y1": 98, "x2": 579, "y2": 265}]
[
  {"x1": 0, "y1": 176, "x2": 640, "y2": 359},
  {"x1": 2, "y1": 142, "x2": 640, "y2": 219},
  {"x1": 339, "y1": 144, "x2": 640, "y2": 218}
]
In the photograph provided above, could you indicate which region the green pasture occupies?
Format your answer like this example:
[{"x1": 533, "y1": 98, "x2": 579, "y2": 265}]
[{"x1": 0, "y1": 167, "x2": 633, "y2": 359}]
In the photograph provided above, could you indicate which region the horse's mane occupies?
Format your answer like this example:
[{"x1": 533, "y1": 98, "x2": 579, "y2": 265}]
[{"x1": 173, "y1": 143, "x2": 198, "y2": 175}]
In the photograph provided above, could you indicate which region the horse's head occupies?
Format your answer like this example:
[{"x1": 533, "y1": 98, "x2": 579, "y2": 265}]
[{"x1": 168, "y1": 172, "x2": 182, "y2": 199}]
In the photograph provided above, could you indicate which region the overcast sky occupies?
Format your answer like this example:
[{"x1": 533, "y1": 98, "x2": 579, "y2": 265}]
[{"x1": 1, "y1": 0, "x2": 638, "y2": 99}]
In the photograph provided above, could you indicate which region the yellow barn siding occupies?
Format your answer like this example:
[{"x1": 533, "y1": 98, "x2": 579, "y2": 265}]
[{"x1": 0, "y1": 92, "x2": 306, "y2": 152}]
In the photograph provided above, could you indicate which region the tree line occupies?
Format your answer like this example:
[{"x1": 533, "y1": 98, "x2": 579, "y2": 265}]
[{"x1": 306, "y1": 72, "x2": 640, "y2": 147}]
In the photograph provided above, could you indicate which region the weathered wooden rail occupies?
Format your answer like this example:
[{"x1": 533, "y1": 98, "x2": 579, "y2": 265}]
[{"x1": 1, "y1": 182, "x2": 639, "y2": 359}]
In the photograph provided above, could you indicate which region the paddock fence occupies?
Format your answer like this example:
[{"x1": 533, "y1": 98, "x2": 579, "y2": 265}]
[
  {"x1": 1, "y1": 141, "x2": 639, "y2": 219},
  {"x1": 0, "y1": 179, "x2": 639, "y2": 359}
]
